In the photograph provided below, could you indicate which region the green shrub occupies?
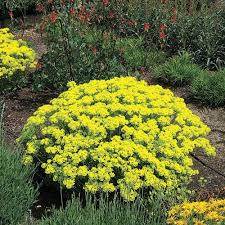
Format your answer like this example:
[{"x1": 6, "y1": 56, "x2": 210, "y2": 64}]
[
  {"x1": 5, "y1": 0, "x2": 35, "y2": 11},
  {"x1": 37, "y1": 193, "x2": 167, "y2": 225},
  {"x1": 33, "y1": 21, "x2": 127, "y2": 91},
  {"x1": 0, "y1": 28, "x2": 37, "y2": 93},
  {"x1": 145, "y1": 50, "x2": 168, "y2": 69},
  {"x1": 191, "y1": 69, "x2": 225, "y2": 106},
  {"x1": 115, "y1": 37, "x2": 168, "y2": 71},
  {"x1": 19, "y1": 77, "x2": 215, "y2": 201},
  {"x1": 153, "y1": 52, "x2": 202, "y2": 85},
  {"x1": 115, "y1": 37, "x2": 146, "y2": 70},
  {"x1": 164, "y1": 12, "x2": 225, "y2": 70},
  {"x1": 0, "y1": 106, "x2": 37, "y2": 225},
  {"x1": 0, "y1": 0, "x2": 36, "y2": 18},
  {"x1": 117, "y1": 0, "x2": 225, "y2": 69}
]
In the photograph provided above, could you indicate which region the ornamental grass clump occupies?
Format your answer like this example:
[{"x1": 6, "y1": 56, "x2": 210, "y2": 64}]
[
  {"x1": 167, "y1": 199, "x2": 225, "y2": 225},
  {"x1": 0, "y1": 28, "x2": 36, "y2": 92},
  {"x1": 18, "y1": 77, "x2": 215, "y2": 201},
  {"x1": 0, "y1": 103, "x2": 37, "y2": 225},
  {"x1": 38, "y1": 194, "x2": 163, "y2": 225}
]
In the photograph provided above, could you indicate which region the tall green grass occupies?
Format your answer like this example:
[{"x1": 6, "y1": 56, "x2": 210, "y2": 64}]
[
  {"x1": 37, "y1": 193, "x2": 168, "y2": 225},
  {"x1": 0, "y1": 101, "x2": 38, "y2": 225},
  {"x1": 153, "y1": 52, "x2": 202, "y2": 85}
]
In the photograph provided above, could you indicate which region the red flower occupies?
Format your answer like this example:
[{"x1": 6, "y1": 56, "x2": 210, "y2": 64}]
[
  {"x1": 69, "y1": 8, "x2": 75, "y2": 15},
  {"x1": 144, "y1": 22, "x2": 151, "y2": 32},
  {"x1": 78, "y1": 6, "x2": 91, "y2": 22},
  {"x1": 102, "y1": 0, "x2": 109, "y2": 7},
  {"x1": 127, "y1": 19, "x2": 135, "y2": 27},
  {"x1": 109, "y1": 11, "x2": 115, "y2": 19},
  {"x1": 36, "y1": 4, "x2": 44, "y2": 13},
  {"x1": 159, "y1": 31, "x2": 166, "y2": 40},
  {"x1": 49, "y1": 11, "x2": 58, "y2": 23},
  {"x1": 36, "y1": 61, "x2": 43, "y2": 70},
  {"x1": 40, "y1": 22, "x2": 46, "y2": 31},
  {"x1": 8, "y1": 10, "x2": 13, "y2": 18},
  {"x1": 92, "y1": 47, "x2": 97, "y2": 55},
  {"x1": 160, "y1": 23, "x2": 167, "y2": 30},
  {"x1": 171, "y1": 15, "x2": 177, "y2": 23},
  {"x1": 171, "y1": 7, "x2": 177, "y2": 22}
]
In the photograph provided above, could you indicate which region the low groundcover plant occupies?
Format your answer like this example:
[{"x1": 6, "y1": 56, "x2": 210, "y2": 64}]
[
  {"x1": 18, "y1": 77, "x2": 215, "y2": 201},
  {"x1": 167, "y1": 198, "x2": 225, "y2": 225}
]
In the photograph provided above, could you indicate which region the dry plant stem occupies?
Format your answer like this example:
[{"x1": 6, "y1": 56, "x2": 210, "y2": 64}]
[
  {"x1": 60, "y1": 186, "x2": 64, "y2": 208},
  {"x1": 58, "y1": 19, "x2": 74, "y2": 81}
]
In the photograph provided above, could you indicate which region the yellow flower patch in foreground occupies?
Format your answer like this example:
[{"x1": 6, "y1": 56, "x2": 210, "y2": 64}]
[
  {"x1": 19, "y1": 77, "x2": 215, "y2": 201},
  {"x1": 167, "y1": 199, "x2": 225, "y2": 225}
]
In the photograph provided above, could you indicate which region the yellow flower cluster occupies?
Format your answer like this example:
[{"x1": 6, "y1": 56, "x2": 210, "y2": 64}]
[
  {"x1": 167, "y1": 198, "x2": 225, "y2": 225},
  {"x1": 19, "y1": 77, "x2": 215, "y2": 201},
  {"x1": 0, "y1": 28, "x2": 36, "y2": 79}
]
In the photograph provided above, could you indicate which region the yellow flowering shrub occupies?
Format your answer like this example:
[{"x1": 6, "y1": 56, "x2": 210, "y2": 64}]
[
  {"x1": 0, "y1": 28, "x2": 36, "y2": 91},
  {"x1": 167, "y1": 199, "x2": 225, "y2": 225},
  {"x1": 18, "y1": 77, "x2": 215, "y2": 201}
]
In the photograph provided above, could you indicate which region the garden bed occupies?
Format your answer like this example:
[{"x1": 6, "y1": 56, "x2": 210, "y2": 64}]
[
  {"x1": 3, "y1": 78, "x2": 225, "y2": 193},
  {"x1": 1, "y1": 2, "x2": 225, "y2": 223},
  {"x1": 2, "y1": 28, "x2": 225, "y2": 201}
]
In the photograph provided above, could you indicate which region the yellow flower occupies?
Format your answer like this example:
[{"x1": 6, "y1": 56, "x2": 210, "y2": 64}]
[
  {"x1": 23, "y1": 155, "x2": 33, "y2": 165},
  {"x1": 63, "y1": 179, "x2": 75, "y2": 189},
  {"x1": 167, "y1": 199, "x2": 225, "y2": 225},
  {"x1": 0, "y1": 28, "x2": 36, "y2": 81},
  {"x1": 20, "y1": 77, "x2": 216, "y2": 201}
]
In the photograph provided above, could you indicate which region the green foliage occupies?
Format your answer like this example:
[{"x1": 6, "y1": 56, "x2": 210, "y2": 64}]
[
  {"x1": 115, "y1": 38, "x2": 167, "y2": 71},
  {"x1": 153, "y1": 52, "x2": 202, "y2": 85},
  {"x1": 5, "y1": 0, "x2": 35, "y2": 11},
  {"x1": 0, "y1": 0, "x2": 35, "y2": 17},
  {"x1": 0, "y1": 2, "x2": 7, "y2": 16},
  {"x1": 191, "y1": 69, "x2": 225, "y2": 106},
  {"x1": 0, "y1": 144, "x2": 37, "y2": 225},
  {"x1": 105, "y1": 0, "x2": 225, "y2": 69},
  {"x1": 0, "y1": 106, "x2": 37, "y2": 225},
  {"x1": 37, "y1": 193, "x2": 167, "y2": 225},
  {"x1": 115, "y1": 37, "x2": 146, "y2": 69},
  {"x1": 145, "y1": 50, "x2": 168, "y2": 68},
  {"x1": 33, "y1": 20, "x2": 127, "y2": 91},
  {"x1": 164, "y1": 12, "x2": 225, "y2": 69}
]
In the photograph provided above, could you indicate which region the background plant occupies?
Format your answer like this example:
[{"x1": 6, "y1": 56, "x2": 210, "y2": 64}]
[
  {"x1": 153, "y1": 52, "x2": 202, "y2": 86},
  {"x1": 163, "y1": 11, "x2": 225, "y2": 70},
  {"x1": 0, "y1": 28, "x2": 36, "y2": 93},
  {"x1": 34, "y1": 0, "x2": 225, "y2": 90},
  {"x1": 115, "y1": 37, "x2": 168, "y2": 72},
  {"x1": 32, "y1": 3, "x2": 127, "y2": 91},
  {"x1": 191, "y1": 69, "x2": 225, "y2": 106}
]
